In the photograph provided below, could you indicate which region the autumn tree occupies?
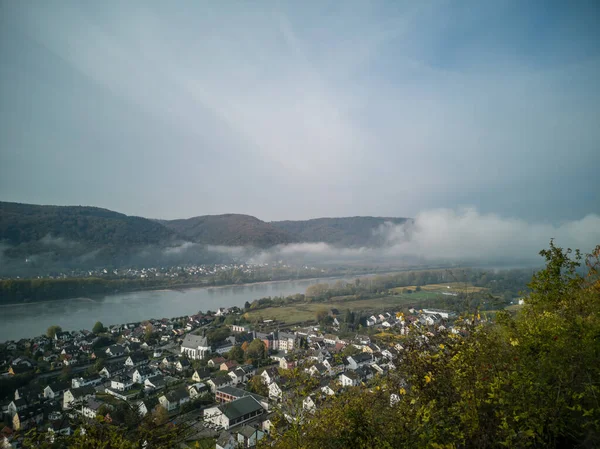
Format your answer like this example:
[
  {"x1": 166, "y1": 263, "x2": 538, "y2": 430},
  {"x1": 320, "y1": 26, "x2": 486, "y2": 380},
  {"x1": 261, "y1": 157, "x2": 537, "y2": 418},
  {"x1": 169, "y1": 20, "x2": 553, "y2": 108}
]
[
  {"x1": 92, "y1": 321, "x2": 105, "y2": 334},
  {"x1": 245, "y1": 338, "x2": 266, "y2": 361},
  {"x1": 46, "y1": 325, "x2": 62, "y2": 338}
]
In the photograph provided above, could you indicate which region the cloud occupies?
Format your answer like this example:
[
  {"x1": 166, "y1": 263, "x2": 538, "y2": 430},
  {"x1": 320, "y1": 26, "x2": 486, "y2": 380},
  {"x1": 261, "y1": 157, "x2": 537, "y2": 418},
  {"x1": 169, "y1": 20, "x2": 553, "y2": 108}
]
[
  {"x1": 40, "y1": 234, "x2": 78, "y2": 248},
  {"x1": 244, "y1": 208, "x2": 600, "y2": 266},
  {"x1": 385, "y1": 208, "x2": 600, "y2": 263},
  {"x1": 163, "y1": 241, "x2": 198, "y2": 256}
]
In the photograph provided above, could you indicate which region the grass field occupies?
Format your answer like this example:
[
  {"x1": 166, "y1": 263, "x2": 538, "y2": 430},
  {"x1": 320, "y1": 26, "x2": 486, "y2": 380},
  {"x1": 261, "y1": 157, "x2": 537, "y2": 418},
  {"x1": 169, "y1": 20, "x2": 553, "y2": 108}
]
[
  {"x1": 245, "y1": 281, "x2": 489, "y2": 325},
  {"x1": 245, "y1": 294, "x2": 431, "y2": 324},
  {"x1": 390, "y1": 282, "x2": 488, "y2": 294}
]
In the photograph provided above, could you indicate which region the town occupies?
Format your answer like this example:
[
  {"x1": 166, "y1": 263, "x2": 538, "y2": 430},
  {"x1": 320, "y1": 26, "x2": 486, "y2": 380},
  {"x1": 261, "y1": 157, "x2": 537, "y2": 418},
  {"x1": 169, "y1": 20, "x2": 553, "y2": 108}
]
[
  {"x1": 0, "y1": 300, "x2": 461, "y2": 448},
  {"x1": 1, "y1": 261, "x2": 324, "y2": 281}
]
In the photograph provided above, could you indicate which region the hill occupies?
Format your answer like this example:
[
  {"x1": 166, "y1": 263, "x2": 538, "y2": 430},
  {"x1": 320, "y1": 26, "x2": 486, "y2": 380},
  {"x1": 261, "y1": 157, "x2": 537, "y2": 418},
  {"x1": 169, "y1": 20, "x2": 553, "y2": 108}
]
[
  {"x1": 271, "y1": 216, "x2": 410, "y2": 247},
  {"x1": 0, "y1": 202, "x2": 180, "y2": 274},
  {"x1": 160, "y1": 214, "x2": 297, "y2": 247}
]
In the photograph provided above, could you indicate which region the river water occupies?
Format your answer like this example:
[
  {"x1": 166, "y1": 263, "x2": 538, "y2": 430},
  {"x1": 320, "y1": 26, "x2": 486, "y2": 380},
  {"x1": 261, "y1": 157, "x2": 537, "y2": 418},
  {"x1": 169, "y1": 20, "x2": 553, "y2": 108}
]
[{"x1": 0, "y1": 275, "x2": 369, "y2": 341}]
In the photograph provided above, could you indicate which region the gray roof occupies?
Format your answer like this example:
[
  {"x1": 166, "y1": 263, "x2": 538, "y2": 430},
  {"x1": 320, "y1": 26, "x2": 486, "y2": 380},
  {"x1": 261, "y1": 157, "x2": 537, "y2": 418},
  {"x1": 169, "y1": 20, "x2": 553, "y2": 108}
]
[
  {"x1": 165, "y1": 387, "x2": 189, "y2": 402},
  {"x1": 217, "y1": 386, "x2": 266, "y2": 403},
  {"x1": 219, "y1": 396, "x2": 263, "y2": 421},
  {"x1": 181, "y1": 333, "x2": 209, "y2": 349}
]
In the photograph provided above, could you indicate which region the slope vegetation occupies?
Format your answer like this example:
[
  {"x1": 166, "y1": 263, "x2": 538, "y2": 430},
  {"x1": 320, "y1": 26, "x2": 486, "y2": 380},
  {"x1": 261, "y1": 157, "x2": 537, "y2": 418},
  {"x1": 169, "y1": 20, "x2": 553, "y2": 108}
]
[
  {"x1": 160, "y1": 214, "x2": 297, "y2": 247},
  {"x1": 271, "y1": 216, "x2": 410, "y2": 247}
]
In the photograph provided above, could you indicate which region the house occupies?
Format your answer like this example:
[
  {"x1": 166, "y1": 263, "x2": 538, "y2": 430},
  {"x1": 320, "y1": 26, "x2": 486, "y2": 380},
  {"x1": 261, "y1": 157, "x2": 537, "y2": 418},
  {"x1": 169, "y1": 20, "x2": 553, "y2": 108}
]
[
  {"x1": 323, "y1": 334, "x2": 339, "y2": 345},
  {"x1": 105, "y1": 344, "x2": 126, "y2": 357},
  {"x1": 216, "y1": 431, "x2": 236, "y2": 449},
  {"x1": 268, "y1": 382, "x2": 283, "y2": 401},
  {"x1": 63, "y1": 386, "x2": 95, "y2": 410},
  {"x1": 81, "y1": 398, "x2": 107, "y2": 419},
  {"x1": 207, "y1": 377, "x2": 234, "y2": 393},
  {"x1": 192, "y1": 368, "x2": 211, "y2": 382},
  {"x1": 110, "y1": 375, "x2": 134, "y2": 392},
  {"x1": 43, "y1": 381, "x2": 70, "y2": 400},
  {"x1": 231, "y1": 325, "x2": 250, "y2": 333},
  {"x1": 302, "y1": 395, "x2": 317, "y2": 413},
  {"x1": 346, "y1": 353, "x2": 373, "y2": 370},
  {"x1": 236, "y1": 425, "x2": 265, "y2": 448},
  {"x1": 208, "y1": 356, "x2": 227, "y2": 368},
  {"x1": 340, "y1": 371, "x2": 360, "y2": 387},
  {"x1": 175, "y1": 358, "x2": 191, "y2": 372},
  {"x1": 132, "y1": 367, "x2": 156, "y2": 384},
  {"x1": 71, "y1": 376, "x2": 102, "y2": 388},
  {"x1": 144, "y1": 375, "x2": 166, "y2": 391},
  {"x1": 159, "y1": 388, "x2": 190, "y2": 411},
  {"x1": 422, "y1": 308, "x2": 454, "y2": 319},
  {"x1": 48, "y1": 420, "x2": 72, "y2": 441},
  {"x1": 99, "y1": 362, "x2": 124, "y2": 379},
  {"x1": 307, "y1": 363, "x2": 329, "y2": 377},
  {"x1": 125, "y1": 352, "x2": 149, "y2": 367},
  {"x1": 180, "y1": 334, "x2": 211, "y2": 360},
  {"x1": 278, "y1": 332, "x2": 296, "y2": 351},
  {"x1": 220, "y1": 361, "x2": 238, "y2": 371},
  {"x1": 161, "y1": 355, "x2": 177, "y2": 368},
  {"x1": 214, "y1": 341, "x2": 235, "y2": 355},
  {"x1": 204, "y1": 396, "x2": 265, "y2": 430},
  {"x1": 135, "y1": 398, "x2": 159, "y2": 417},
  {"x1": 260, "y1": 367, "x2": 279, "y2": 385}
]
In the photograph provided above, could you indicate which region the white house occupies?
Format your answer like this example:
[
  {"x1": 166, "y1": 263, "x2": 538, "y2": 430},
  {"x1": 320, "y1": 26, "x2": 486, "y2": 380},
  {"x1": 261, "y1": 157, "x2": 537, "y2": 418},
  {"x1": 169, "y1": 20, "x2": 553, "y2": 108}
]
[
  {"x1": 132, "y1": 367, "x2": 156, "y2": 384},
  {"x1": 340, "y1": 371, "x2": 360, "y2": 387},
  {"x1": 63, "y1": 387, "x2": 95, "y2": 410},
  {"x1": 44, "y1": 381, "x2": 70, "y2": 399},
  {"x1": 110, "y1": 376, "x2": 134, "y2": 392},
  {"x1": 125, "y1": 353, "x2": 149, "y2": 367},
  {"x1": 159, "y1": 388, "x2": 190, "y2": 412}
]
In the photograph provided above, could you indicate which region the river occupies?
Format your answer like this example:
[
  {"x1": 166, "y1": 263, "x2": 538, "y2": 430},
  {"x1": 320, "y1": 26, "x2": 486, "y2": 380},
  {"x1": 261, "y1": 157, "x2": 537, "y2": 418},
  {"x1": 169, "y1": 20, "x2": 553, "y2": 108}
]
[{"x1": 0, "y1": 275, "x2": 371, "y2": 341}]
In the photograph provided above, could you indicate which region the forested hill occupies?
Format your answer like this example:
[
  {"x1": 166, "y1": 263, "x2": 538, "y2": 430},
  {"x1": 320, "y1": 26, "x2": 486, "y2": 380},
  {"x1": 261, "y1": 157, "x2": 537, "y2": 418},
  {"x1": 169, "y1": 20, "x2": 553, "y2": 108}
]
[
  {"x1": 271, "y1": 216, "x2": 410, "y2": 247},
  {"x1": 0, "y1": 202, "x2": 181, "y2": 274},
  {"x1": 0, "y1": 201, "x2": 413, "y2": 274},
  {"x1": 0, "y1": 202, "x2": 176, "y2": 246},
  {"x1": 160, "y1": 214, "x2": 297, "y2": 247}
]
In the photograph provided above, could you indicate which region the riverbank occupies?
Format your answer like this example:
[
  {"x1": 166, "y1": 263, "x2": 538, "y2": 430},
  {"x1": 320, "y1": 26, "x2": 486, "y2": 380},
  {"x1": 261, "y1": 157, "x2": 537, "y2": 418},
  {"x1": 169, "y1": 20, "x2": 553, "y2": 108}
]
[{"x1": 0, "y1": 269, "x2": 403, "y2": 306}]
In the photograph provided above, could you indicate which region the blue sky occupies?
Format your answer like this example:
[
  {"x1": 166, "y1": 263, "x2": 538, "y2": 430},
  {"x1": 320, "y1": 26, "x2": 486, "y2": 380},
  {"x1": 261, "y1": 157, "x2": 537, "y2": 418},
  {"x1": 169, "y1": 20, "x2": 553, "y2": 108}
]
[{"x1": 1, "y1": 0, "x2": 599, "y2": 223}]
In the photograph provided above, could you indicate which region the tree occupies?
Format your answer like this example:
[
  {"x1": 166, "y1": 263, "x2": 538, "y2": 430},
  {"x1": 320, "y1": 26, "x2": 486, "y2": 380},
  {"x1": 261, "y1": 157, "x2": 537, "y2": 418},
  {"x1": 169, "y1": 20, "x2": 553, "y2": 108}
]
[
  {"x1": 228, "y1": 345, "x2": 244, "y2": 362},
  {"x1": 315, "y1": 309, "x2": 328, "y2": 323},
  {"x1": 47, "y1": 325, "x2": 62, "y2": 338},
  {"x1": 244, "y1": 301, "x2": 251, "y2": 310},
  {"x1": 92, "y1": 321, "x2": 105, "y2": 334},
  {"x1": 245, "y1": 339, "x2": 266, "y2": 361},
  {"x1": 247, "y1": 375, "x2": 268, "y2": 396}
]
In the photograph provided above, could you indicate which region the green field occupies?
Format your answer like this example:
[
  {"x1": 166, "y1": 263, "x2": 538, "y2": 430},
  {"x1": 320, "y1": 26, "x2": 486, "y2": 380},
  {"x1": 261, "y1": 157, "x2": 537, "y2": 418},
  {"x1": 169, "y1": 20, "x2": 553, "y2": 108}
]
[{"x1": 245, "y1": 293, "x2": 434, "y2": 324}]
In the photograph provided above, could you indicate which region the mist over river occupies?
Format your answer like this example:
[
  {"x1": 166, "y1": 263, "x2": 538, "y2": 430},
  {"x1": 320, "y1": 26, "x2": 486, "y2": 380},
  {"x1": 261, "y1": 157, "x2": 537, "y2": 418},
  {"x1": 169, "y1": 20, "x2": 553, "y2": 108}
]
[{"x1": 0, "y1": 275, "x2": 374, "y2": 341}]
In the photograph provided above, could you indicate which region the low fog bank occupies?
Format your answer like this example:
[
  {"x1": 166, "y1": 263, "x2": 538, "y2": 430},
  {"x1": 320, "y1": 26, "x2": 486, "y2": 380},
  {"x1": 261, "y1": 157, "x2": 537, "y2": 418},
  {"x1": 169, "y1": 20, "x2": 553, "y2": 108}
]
[
  {"x1": 233, "y1": 208, "x2": 600, "y2": 267},
  {"x1": 1, "y1": 208, "x2": 598, "y2": 276}
]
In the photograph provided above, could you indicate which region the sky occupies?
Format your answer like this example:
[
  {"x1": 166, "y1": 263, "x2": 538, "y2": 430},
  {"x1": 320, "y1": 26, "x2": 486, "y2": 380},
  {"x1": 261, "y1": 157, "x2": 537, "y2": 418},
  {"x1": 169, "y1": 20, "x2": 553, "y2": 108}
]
[{"x1": 1, "y1": 0, "x2": 599, "y2": 224}]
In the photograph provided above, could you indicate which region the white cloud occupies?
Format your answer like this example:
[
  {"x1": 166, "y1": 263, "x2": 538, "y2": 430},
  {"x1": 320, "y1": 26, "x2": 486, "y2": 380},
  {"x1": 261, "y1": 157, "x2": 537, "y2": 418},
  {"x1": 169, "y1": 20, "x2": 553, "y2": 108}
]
[{"x1": 244, "y1": 208, "x2": 600, "y2": 265}]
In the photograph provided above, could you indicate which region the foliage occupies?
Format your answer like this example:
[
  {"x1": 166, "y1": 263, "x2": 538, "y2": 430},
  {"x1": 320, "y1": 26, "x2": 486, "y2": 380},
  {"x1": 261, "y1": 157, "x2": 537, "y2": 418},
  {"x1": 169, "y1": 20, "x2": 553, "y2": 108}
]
[
  {"x1": 268, "y1": 242, "x2": 600, "y2": 449},
  {"x1": 227, "y1": 345, "x2": 244, "y2": 362},
  {"x1": 92, "y1": 321, "x2": 105, "y2": 334},
  {"x1": 46, "y1": 325, "x2": 62, "y2": 338},
  {"x1": 245, "y1": 339, "x2": 267, "y2": 361},
  {"x1": 247, "y1": 375, "x2": 269, "y2": 396}
]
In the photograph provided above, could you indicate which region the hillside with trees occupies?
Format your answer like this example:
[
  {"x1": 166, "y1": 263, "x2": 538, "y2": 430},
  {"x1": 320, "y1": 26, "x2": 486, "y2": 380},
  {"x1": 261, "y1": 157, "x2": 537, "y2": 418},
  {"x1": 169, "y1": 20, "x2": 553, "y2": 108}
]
[
  {"x1": 271, "y1": 216, "x2": 410, "y2": 247},
  {"x1": 160, "y1": 213, "x2": 298, "y2": 247}
]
